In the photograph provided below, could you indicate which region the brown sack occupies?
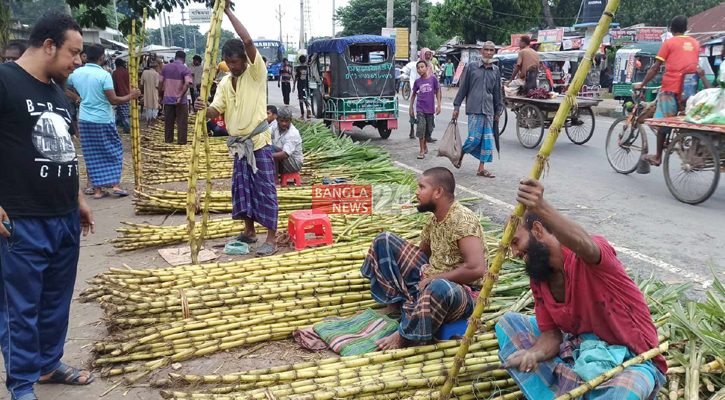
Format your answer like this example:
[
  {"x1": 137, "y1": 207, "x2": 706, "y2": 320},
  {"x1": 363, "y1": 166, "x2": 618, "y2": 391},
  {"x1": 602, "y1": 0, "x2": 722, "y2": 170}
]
[{"x1": 437, "y1": 120, "x2": 462, "y2": 166}]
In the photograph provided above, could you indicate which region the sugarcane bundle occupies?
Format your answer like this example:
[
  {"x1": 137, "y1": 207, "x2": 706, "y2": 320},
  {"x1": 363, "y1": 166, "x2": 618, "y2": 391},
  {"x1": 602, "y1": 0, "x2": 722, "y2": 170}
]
[
  {"x1": 112, "y1": 213, "x2": 427, "y2": 251},
  {"x1": 84, "y1": 243, "x2": 530, "y2": 383}
]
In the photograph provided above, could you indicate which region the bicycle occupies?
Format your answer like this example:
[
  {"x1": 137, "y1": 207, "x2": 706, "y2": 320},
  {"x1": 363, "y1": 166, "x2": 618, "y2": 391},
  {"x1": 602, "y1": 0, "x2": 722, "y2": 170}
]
[{"x1": 605, "y1": 88, "x2": 658, "y2": 174}]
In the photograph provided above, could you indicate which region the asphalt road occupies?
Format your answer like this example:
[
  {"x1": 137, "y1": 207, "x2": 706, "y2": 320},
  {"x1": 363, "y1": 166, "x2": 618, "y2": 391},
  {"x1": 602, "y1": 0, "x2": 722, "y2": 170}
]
[{"x1": 267, "y1": 83, "x2": 723, "y2": 291}]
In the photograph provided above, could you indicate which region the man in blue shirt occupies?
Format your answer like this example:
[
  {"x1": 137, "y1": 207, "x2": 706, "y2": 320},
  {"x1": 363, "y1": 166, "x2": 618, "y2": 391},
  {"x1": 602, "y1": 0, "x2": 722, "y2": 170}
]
[{"x1": 67, "y1": 44, "x2": 139, "y2": 199}]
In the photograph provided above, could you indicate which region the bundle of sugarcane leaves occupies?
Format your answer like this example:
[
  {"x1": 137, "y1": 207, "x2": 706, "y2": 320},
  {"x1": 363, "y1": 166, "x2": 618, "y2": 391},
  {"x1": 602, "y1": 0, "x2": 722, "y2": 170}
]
[{"x1": 650, "y1": 263, "x2": 725, "y2": 400}]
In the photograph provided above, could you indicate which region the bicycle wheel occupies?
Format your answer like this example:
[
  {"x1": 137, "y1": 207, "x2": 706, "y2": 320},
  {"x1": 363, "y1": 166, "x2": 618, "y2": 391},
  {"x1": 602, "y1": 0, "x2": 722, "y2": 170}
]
[
  {"x1": 565, "y1": 107, "x2": 595, "y2": 145},
  {"x1": 516, "y1": 104, "x2": 545, "y2": 149},
  {"x1": 664, "y1": 131, "x2": 720, "y2": 205},
  {"x1": 402, "y1": 82, "x2": 411, "y2": 101},
  {"x1": 605, "y1": 116, "x2": 643, "y2": 174}
]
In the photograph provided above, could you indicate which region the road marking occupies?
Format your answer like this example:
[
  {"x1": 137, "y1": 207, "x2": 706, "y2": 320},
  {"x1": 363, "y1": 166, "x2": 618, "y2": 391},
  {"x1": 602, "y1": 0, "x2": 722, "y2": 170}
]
[
  {"x1": 394, "y1": 160, "x2": 713, "y2": 289},
  {"x1": 398, "y1": 104, "x2": 467, "y2": 124}
]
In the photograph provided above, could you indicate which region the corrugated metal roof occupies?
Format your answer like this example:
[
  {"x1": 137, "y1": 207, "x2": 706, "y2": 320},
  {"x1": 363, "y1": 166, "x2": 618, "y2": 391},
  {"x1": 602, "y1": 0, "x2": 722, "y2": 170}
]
[{"x1": 687, "y1": 2, "x2": 725, "y2": 43}]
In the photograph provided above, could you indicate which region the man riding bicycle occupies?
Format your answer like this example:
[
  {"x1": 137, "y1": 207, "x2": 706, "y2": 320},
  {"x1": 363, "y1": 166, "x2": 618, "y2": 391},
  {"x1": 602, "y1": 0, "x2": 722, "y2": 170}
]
[{"x1": 633, "y1": 15, "x2": 706, "y2": 167}]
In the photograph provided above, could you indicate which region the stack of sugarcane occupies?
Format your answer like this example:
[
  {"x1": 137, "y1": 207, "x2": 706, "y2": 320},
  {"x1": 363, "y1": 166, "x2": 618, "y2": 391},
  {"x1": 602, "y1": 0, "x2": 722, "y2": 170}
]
[
  {"x1": 111, "y1": 212, "x2": 429, "y2": 251},
  {"x1": 84, "y1": 239, "x2": 528, "y2": 385}
]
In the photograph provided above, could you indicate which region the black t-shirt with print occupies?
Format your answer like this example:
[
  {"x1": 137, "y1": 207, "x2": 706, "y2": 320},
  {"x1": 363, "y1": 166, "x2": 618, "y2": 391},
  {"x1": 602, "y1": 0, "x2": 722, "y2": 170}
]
[
  {"x1": 295, "y1": 65, "x2": 308, "y2": 83},
  {"x1": 0, "y1": 62, "x2": 79, "y2": 218}
]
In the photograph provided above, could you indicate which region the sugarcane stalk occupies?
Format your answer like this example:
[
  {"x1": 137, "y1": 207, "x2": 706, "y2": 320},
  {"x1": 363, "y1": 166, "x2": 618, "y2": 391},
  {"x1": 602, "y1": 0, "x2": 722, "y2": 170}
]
[
  {"x1": 437, "y1": 0, "x2": 621, "y2": 397},
  {"x1": 200, "y1": 7, "x2": 224, "y2": 244},
  {"x1": 187, "y1": 0, "x2": 225, "y2": 264},
  {"x1": 553, "y1": 342, "x2": 668, "y2": 400}
]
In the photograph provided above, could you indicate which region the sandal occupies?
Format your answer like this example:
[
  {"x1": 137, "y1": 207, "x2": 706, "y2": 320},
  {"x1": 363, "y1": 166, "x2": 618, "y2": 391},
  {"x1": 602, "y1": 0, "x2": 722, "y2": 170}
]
[
  {"x1": 256, "y1": 242, "x2": 278, "y2": 257},
  {"x1": 477, "y1": 170, "x2": 496, "y2": 178},
  {"x1": 113, "y1": 189, "x2": 129, "y2": 197},
  {"x1": 417, "y1": 154, "x2": 425, "y2": 159},
  {"x1": 83, "y1": 187, "x2": 95, "y2": 195},
  {"x1": 38, "y1": 362, "x2": 95, "y2": 386},
  {"x1": 92, "y1": 192, "x2": 108, "y2": 200},
  {"x1": 234, "y1": 232, "x2": 258, "y2": 244}
]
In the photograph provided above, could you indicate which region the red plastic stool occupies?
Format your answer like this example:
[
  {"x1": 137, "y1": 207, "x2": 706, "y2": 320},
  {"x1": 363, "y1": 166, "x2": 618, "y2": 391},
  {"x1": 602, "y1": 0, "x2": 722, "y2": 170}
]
[
  {"x1": 281, "y1": 172, "x2": 301, "y2": 186},
  {"x1": 288, "y1": 210, "x2": 333, "y2": 251}
]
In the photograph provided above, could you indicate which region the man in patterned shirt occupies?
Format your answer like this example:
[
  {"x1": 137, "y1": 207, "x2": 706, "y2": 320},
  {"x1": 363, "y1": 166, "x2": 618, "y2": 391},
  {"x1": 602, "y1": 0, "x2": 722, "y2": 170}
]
[{"x1": 361, "y1": 167, "x2": 488, "y2": 350}]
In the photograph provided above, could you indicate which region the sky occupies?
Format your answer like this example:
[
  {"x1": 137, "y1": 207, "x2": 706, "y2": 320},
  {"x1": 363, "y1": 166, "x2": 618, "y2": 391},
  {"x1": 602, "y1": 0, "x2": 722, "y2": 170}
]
[{"x1": 146, "y1": 0, "x2": 442, "y2": 50}]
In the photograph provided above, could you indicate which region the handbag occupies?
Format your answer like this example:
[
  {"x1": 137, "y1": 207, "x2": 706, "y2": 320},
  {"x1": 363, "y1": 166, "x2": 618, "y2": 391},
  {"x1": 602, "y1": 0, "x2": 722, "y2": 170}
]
[{"x1": 437, "y1": 120, "x2": 462, "y2": 166}]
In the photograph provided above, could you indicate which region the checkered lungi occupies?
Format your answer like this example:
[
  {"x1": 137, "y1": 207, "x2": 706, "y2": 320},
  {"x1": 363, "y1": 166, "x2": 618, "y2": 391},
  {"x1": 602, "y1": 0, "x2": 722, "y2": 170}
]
[
  {"x1": 463, "y1": 114, "x2": 494, "y2": 163},
  {"x1": 79, "y1": 121, "x2": 123, "y2": 188},
  {"x1": 496, "y1": 313, "x2": 665, "y2": 400},
  {"x1": 360, "y1": 232, "x2": 476, "y2": 342},
  {"x1": 231, "y1": 145, "x2": 279, "y2": 231},
  {"x1": 116, "y1": 102, "x2": 130, "y2": 131}
]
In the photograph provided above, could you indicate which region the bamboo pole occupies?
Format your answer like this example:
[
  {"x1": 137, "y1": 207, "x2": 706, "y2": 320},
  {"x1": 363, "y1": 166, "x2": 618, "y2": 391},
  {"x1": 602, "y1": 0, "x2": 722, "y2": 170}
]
[
  {"x1": 186, "y1": 0, "x2": 226, "y2": 264},
  {"x1": 200, "y1": 7, "x2": 225, "y2": 245},
  {"x1": 553, "y1": 342, "x2": 669, "y2": 400},
  {"x1": 129, "y1": 19, "x2": 140, "y2": 191},
  {"x1": 437, "y1": 0, "x2": 622, "y2": 397}
]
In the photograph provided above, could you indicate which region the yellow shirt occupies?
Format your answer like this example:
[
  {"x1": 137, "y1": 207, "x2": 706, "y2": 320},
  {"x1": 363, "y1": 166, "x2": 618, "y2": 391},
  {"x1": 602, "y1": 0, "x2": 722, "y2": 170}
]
[
  {"x1": 210, "y1": 54, "x2": 271, "y2": 150},
  {"x1": 420, "y1": 201, "x2": 487, "y2": 286}
]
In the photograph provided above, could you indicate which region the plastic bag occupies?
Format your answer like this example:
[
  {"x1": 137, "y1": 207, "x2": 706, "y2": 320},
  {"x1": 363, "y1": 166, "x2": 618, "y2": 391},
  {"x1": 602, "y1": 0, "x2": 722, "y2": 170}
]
[
  {"x1": 437, "y1": 120, "x2": 462, "y2": 166},
  {"x1": 224, "y1": 241, "x2": 249, "y2": 255},
  {"x1": 684, "y1": 88, "x2": 725, "y2": 125}
]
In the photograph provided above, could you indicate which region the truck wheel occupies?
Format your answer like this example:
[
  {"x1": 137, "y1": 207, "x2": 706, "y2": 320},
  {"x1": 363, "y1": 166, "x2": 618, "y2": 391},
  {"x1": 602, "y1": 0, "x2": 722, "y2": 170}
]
[{"x1": 378, "y1": 125, "x2": 392, "y2": 139}]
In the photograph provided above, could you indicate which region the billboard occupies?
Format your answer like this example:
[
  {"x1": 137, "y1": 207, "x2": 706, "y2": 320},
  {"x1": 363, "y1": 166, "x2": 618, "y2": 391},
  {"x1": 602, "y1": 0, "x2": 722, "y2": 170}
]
[
  {"x1": 581, "y1": 0, "x2": 607, "y2": 25},
  {"x1": 609, "y1": 29, "x2": 637, "y2": 45},
  {"x1": 636, "y1": 27, "x2": 668, "y2": 42},
  {"x1": 188, "y1": 8, "x2": 213, "y2": 24},
  {"x1": 538, "y1": 29, "x2": 564, "y2": 43},
  {"x1": 382, "y1": 28, "x2": 409, "y2": 60}
]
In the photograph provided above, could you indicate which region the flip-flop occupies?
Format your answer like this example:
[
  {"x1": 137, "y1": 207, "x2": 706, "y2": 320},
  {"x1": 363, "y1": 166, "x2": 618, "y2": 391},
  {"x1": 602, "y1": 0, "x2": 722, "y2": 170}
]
[
  {"x1": 113, "y1": 189, "x2": 129, "y2": 197},
  {"x1": 92, "y1": 193, "x2": 108, "y2": 200},
  {"x1": 234, "y1": 232, "x2": 258, "y2": 244},
  {"x1": 477, "y1": 170, "x2": 496, "y2": 178},
  {"x1": 83, "y1": 187, "x2": 95, "y2": 195},
  {"x1": 641, "y1": 155, "x2": 661, "y2": 167},
  {"x1": 256, "y1": 242, "x2": 278, "y2": 257},
  {"x1": 37, "y1": 362, "x2": 95, "y2": 386},
  {"x1": 417, "y1": 154, "x2": 425, "y2": 159}
]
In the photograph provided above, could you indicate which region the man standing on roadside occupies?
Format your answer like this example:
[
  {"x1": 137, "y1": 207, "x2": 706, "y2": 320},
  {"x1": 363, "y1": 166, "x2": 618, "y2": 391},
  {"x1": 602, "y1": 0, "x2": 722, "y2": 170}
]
[
  {"x1": 112, "y1": 58, "x2": 131, "y2": 134},
  {"x1": 509, "y1": 36, "x2": 539, "y2": 94},
  {"x1": 278, "y1": 58, "x2": 293, "y2": 107},
  {"x1": 633, "y1": 16, "x2": 700, "y2": 167},
  {"x1": 68, "y1": 44, "x2": 140, "y2": 199},
  {"x1": 159, "y1": 50, "x2": 192, "y2": 145},
  {"x1": 0, "y1": 12, "x2": 96, "y2": 400},
  {"x1": 453, "y1": 41, "x2": 502, "y2": 178},
  {"x1": 141, "y1": 62, "x2": 161, "y2": 127},
  {"x1": 189, "y1": 55, "x2": 203, "y2": 108},
  {"x1": 444, "y1": 59, "x2": 454, "y2": 87},
  {"x1": 194, "y1": 0, "x2": 278, "y2": 257}
]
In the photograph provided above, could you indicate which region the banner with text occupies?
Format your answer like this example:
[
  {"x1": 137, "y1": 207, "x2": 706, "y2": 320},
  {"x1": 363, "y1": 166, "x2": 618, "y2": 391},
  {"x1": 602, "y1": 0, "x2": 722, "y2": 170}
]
[
  {"x1": 311, "y1": 185, "x2": 414, "y2": 215},
  {"x1": 537, "y1": 29, "x2": 564, "y2": 44},
  {"x1": 609, "y1": 29, "x2": 637, "y2": 45},
  {"x1": 189, "y1": 8, "x2": 213, "y2": 24}
]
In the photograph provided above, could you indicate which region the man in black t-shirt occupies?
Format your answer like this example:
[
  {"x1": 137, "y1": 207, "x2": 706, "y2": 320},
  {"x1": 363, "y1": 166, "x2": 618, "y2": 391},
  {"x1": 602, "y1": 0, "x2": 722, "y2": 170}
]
[
  {"x1": 293, "y1": 55, "x2": 311, "y2": 120},
  {"x1": 278, "y1": 58, "x2": 293, "y2": 106},
  {"x1": 0, "y1": 12, "x2": 96, "y2": 400}
]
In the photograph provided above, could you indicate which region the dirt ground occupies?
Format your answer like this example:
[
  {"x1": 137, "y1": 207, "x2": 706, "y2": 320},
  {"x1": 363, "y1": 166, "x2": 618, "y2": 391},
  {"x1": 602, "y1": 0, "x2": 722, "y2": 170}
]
[{"x1": 0, "y1": 135, "x2": 337, "y2": 400}]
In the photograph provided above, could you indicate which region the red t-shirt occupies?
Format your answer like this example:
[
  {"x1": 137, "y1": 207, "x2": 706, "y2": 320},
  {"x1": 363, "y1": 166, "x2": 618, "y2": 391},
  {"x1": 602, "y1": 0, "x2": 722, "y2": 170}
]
[
  {"x1": 112, "y1": 67, "x2": 131, "y2": 97},
  {"x1": 531, "y1": 236, "x2": 666, "y2": 374},
  {"x1": 656, "y1": 36, "x2": 700, "y2": 94}
]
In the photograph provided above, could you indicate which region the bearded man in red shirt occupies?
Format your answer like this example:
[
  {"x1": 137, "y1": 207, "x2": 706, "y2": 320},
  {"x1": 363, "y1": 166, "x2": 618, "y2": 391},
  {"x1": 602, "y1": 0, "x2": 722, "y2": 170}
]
[{"x1": 496, "y1": 178, "x2": 666, "y2": 400}]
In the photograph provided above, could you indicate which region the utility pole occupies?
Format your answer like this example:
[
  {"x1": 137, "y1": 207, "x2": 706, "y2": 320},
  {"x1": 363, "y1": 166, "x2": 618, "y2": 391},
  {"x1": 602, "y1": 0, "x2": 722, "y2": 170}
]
[
  {"x1": 167, "y1": 14, "x2": 174, "y2": 46},
  {"x1": 275, "y1": 5, "x2": 284, "y2": 43},
  {"x1": 160, "y1": 11, "x2": 166, "y2": 46},
  {"x1": 180, "y1": 9, "x2": 188, "y2": 50},
  {"x1": 299, "y1": 0, "x2": 305, "y2": 50},
  {"x1": 386, "y1": 0, "x2": 394, "y2": 29},
  {"x1": 111, "y1": 0, "x2": 120, "y2": 40},
  {"x1": 332, "y1": 0, "x2": 335, "y2": 37},
  {"x1": 410, "y1": 0, "x2": 418, "y2": 61}
]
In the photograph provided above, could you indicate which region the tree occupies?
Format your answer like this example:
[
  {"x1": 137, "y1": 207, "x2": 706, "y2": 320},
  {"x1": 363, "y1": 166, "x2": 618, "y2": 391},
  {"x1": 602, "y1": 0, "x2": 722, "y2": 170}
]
[
  {"x1": 334, "y1": 0, "x2": 440, "y2": 49},
  {"x1": 615, "y1": 0, "x2": 723, "y2": 28},
  {"x1": 430, "y1": 0, "x2": 541, "y2": 44},
  {"x1": 541, "y1": 0, "x2": 555, "y2": 28}
]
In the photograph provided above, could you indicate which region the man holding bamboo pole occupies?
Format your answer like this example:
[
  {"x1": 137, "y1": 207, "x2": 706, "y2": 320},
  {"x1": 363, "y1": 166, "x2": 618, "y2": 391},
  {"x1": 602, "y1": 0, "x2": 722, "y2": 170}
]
[
  {"x1": 361, "y1": 167, "x2": 488, "y2": 350},
  {"x1": 496, "y1": 178, "x2": 666, "y2": 400},
  {"x1": 194, "y1": 0, "x2": 278, "y2": 256}
]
